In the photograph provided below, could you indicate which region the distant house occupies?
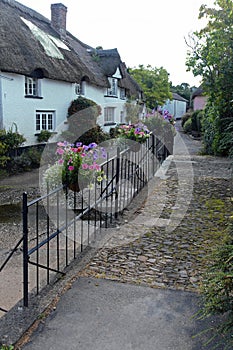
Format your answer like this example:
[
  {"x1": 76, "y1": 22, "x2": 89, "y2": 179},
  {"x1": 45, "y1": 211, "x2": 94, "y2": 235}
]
[
  {"x1": 161, "y1": 93, "x2": 188, "y2": 120},
  {"x1": 0, "y1": 0, "x2": 143, "y2": 145},
  {"x1": 192, "y1": 86, "x2": 208, "y2": 111}
]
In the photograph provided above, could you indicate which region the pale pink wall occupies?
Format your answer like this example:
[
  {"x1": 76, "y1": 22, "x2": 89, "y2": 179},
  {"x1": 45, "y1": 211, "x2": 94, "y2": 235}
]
[{"x1": 193, "y1": 96, "x2": 208, "y2": 111}]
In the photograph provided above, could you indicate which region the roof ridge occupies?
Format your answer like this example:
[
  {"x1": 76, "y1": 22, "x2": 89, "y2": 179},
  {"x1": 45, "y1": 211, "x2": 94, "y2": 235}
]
[{"x1": 1, "y1": 0, "x2": 50, "y2": 24}]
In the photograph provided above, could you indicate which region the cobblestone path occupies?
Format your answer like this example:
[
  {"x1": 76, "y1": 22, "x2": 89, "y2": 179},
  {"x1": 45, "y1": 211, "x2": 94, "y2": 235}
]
[{"x1": 81, "y1": 130, "x2": 233, "y2": 292}]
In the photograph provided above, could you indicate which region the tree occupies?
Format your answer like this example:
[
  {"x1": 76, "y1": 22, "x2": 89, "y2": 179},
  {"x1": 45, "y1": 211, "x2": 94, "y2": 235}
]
[
  {"x1": 186, "y1": 0, "x2": 233, "y2": 156},
  {"x1": 129, "y1": 65, "x2": 172, "y2": 110}
]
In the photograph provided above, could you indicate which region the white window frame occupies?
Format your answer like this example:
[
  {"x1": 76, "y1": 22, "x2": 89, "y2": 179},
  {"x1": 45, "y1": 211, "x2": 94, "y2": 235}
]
[
  {"x1": 36, "y1": 111, "x2": 55, "y2": 132},
  {"x1": 120, "y1": 88, "x2": 126, "y2": 100},
  {"x1": 25, "y1": 76, "x2": 40, "y2": 96},
  {"x1": 104, "y1": 107, "x2": 115, "y2": 123},
  {"x1": 74, "y1": 82, "x2": 86, "y2": 96},
  {"x1": 107, "y1": 78, "x2": 118, "y2": 97}
]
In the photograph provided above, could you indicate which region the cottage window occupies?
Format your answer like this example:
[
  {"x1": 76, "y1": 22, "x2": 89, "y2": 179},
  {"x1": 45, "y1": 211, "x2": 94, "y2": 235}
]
[
  {"x1": 104, "y1": 107, "x2": 115, "y2": 123},
  {"x1": 120, "y1": 88, "x2": 126, "y2": 100},
  {"x1": 107, "y1": 78, "x2": 118, "y2": 97},
  {"x1": 36, "y1": 111, "x2": 55, "y2": 131},
  {"x1": 75, "y1": 81, "x2": 85, "y2": 95},
  {"x1": 25, "y1": 77, "x2": 39, "y2": 96}
]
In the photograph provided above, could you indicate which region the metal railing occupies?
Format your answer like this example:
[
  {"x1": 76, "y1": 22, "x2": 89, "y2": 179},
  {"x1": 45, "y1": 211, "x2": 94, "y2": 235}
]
[{"x1": 18, "y1": 134, "x2": 170, "y2": 307}]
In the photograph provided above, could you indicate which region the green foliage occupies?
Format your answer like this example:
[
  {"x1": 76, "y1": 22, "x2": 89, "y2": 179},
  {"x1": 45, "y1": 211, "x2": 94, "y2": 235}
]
[
  {"x1": 191, "y1": 110, "x2": 203, "y2": 135},
  {"x1": 129, "y1": 65, "x2": 172, "y2": 109},
  {"x1": 37, "y1": 130, "x2": 52, "y2": 143},
  {"x1": 218, "y1": 119, "x2": 233, "y2": 157},
  {"x1": 43, "y1": 162, "x2": 63, "y2": 190},
  {"x1": 8, "y1": 147, "x2": 43, "y2": 174},
  {"x1": 186, "y1": 0, "x2": 233, "y2": 156},
  {"x1": 199, "y1": 221, "x2": 233, "y2": 349},
  {"x1": 0, "y1": 124, "x2": 26, "y2": 150},
  {"x1": 181, "y1": 112, "x2": 191, "y2": 127},
  {"x1": 0, "y1": 124, "x2": 26, "y2": 168},
  {"x1": 76, "y1": 125, "x2": 110, "y2": 146},
  {"x1": 0, "y1": 345, "x2": 14, "y2": 350},
  {"x1": 183, "y1": 118, "x2": 192, "y2": 133}
]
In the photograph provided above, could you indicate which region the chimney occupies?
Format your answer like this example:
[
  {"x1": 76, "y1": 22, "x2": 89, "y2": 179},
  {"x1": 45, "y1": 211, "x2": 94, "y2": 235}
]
[{"x1": 51, "y1": 3, "x2": 67, "y2": 39}]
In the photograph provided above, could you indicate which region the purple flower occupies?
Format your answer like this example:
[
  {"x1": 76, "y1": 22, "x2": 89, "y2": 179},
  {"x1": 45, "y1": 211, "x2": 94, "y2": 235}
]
[{"x1": 88, "y1": 142, "x2": 97, "y2": 149}]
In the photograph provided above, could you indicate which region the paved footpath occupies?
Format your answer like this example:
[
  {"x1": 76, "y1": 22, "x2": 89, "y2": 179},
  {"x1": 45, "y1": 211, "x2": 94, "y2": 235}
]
[{"x1": 15, "y1": 125, "x2": 232, "y2": 349}]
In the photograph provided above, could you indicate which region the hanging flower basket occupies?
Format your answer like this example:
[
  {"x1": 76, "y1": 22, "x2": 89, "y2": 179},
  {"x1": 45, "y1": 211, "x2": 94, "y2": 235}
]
[
  {"x1": 43, "y1": 141, "x2": 107, "y2": 192},
  {"x1": 117, "y1": 123, "x2": 151, "y2": 144}
]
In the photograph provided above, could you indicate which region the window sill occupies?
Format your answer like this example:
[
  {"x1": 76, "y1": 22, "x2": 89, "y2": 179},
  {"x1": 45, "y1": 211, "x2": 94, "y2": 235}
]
[
  {"x1": 25, "y1": 95, "x2": 43, "y2": 99},
  {"x1": 34, "y1": 131, "x2": 57, "y2": 136},
  {"x1": 104, "y1": 95, "x2": 118, "y2": 98},
  {"x1": 104, "y1": 122, "x2": 116, "y2": 126}
]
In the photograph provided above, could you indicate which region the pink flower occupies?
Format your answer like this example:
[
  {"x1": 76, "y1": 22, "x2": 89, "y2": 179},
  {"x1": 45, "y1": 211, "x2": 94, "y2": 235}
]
[
  {"x1": 68, "y1": 165, "x2": 74, "y2": 171},
  {"x1": 56, "y1": 148, "x2": 64, "y2": 155},
  {"x1": 82, "y1": 163, "x2": 89, "y2": 170},
  {"x1": 58, "y1": 159, "x2": 64, "y2": 165},
  {"x1": 94, "y1": 163, "x2": 101, "y2": 171}
]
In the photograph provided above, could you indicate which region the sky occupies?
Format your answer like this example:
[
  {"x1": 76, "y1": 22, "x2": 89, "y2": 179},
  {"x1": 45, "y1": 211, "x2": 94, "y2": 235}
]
[{"x1": 18, "y1": 0, "x2": 216, "y2": 86}]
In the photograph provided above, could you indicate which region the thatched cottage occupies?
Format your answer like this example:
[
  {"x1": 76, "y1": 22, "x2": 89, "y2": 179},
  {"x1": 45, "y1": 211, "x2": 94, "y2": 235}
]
[{"x1": 0, "y1": 0, "x2": 143, "y2": 145}]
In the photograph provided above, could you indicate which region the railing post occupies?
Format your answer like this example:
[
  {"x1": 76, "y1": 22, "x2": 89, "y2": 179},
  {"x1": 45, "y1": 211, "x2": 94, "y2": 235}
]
[
  {"x1": 115, "y1": 147, "x2": 120, "y2": 219},
  {"x1": 23, "y1": 192, "x2": 29, "y2": 307},
  {"x1": 152, "y1": 134, "x2": 155, "y2": 175}
]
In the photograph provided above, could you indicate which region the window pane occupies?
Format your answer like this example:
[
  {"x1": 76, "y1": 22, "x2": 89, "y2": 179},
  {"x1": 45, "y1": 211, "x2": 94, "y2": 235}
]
[
  {"x1": 42, "y1": 114, "x2": 46, "y2": 130},
  {"x1": 48, "y1": 114, "x2": 53, "y2": 130},
  {"x1": 25, "y1": 77, "x2": 38, "y2": 96},
  {"x1": 36, "y1": 114, "x2": 40, "y2": 130},
  {"x1": 104, "y1": 107, "x2": 114, "y2": 122}
]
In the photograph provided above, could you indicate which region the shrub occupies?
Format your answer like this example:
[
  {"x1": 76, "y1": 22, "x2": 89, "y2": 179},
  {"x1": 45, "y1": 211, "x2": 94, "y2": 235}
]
[
  {"x1": 218, "y1": 119, "x2": 233, "y2": 157},
  {"x1": 183, "y1": 118, "x2": 192, "y2": 133},
  {"x1": 0, "y1": 124, "x2": 25, "y2": 168},
  {"x1": 76, "y1": 125, "x2": 110, "y2": 145},
  {"x1": 7, "y1": 147, "x2": 43, "y2": 174},
  {"x1": 181, "y1": 112, "x2": 191, "y2": 127},
  {"x1": 37, "y1": 130, "x2": 52, "y2": 143},
  {"x1": 199, "y1": 221, "x2": 233, "y2": 349},
  {"x1": 191, "y1": 110, "x2": 203, "y2": 135},
  {"x1": 66, "y1": 97, "x2": 102, "y2": 142}
]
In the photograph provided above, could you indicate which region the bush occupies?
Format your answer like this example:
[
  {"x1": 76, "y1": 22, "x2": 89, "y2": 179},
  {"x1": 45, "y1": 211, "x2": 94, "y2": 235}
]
[
  {"x1": 183, "y1": 118, "x2": 192, "y2": 133},
  {"x1": 181, "y1": 112, "x2": 191, "y2": 127},
  {"x1": 7, "y1": 147, "x2": 43, "y2": 174},
  {"x1": 191, "y1": 110, "x2": 203, "y2": 135},
  {"x1": 0, "y1": 124, "x2": 26, "y2": 168},
  {"x1": 76, "y1": 125, "x2": 110, "y2": 145},
  {"x1": 199, "y1": 221, "x2": 233, "y2": 349},
  {"x1": 218, "y1": 119, "x2": 233, "y2": 157},
  {"x1": 65, "y1": 97, "x2": 102, "y2": 142},
  {"x1": 37, "y1": 130, "x2": 52, "y2": 143}
]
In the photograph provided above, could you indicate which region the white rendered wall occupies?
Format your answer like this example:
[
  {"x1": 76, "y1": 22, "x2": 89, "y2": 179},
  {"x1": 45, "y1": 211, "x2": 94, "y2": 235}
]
[{"x1": 1, "y1": 73, "x2": 74, "y2": 145}]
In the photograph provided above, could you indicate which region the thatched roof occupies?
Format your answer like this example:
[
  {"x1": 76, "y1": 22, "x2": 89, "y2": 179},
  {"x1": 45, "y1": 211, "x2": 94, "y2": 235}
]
[
  {"x1": 0, "y1": 0, "x2": 142, "y2": 95},
  {"x1": 191, "y1": 86, "x2": 204, "y2": 99}
]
